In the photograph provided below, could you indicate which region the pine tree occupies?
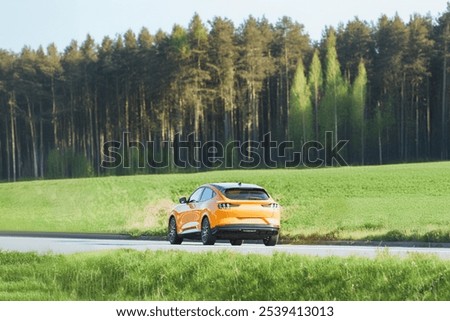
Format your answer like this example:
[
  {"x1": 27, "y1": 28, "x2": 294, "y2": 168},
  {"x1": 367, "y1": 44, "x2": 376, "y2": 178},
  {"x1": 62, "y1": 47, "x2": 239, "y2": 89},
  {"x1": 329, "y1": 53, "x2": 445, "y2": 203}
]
[
  {"x1": 436, "y1": 4, "x2": 450, "y2": 159},
  {"x1": 351, "y1": 60, "x2": 367, "y2": 164},
  {"x1": 336, "y1": 18, "x2": 374, "y2": 83},
  {"x1": 405, "y1": 15, "x2": 433, "y2": 159},
  {"x1": 17, "y1": 47, "x2": 40, "y2": 178},
  {"x1": 320, "y1": 28, "x2": 349, "y2": 144},
  {"x1": 308, "y1": 49, "x2": 323, "y2": 142},
  {"x1": 289, "y1": 59, "x2": 312, "y2": 148},
  {"x1": 374, "y1": 15, "x2": 407, "y2": 161},
  {"x1": 209, "y1": 17, "x2": 236, "y2": 141},
  {"x1": 237, "y1": 16, "x2": 274, "y2": 142},
  {"x1": 80, "y1": 34, "x2": 98, "y2": 171},
  {"x1": 187, "y1": 14, "x2": 210, "y2": 142},
  {"x1": 168, "y1": 24, "x2": 190, "y2": 140},
  {"x1": 274, "y1": 17, "x2": 310, "y2": 139}
]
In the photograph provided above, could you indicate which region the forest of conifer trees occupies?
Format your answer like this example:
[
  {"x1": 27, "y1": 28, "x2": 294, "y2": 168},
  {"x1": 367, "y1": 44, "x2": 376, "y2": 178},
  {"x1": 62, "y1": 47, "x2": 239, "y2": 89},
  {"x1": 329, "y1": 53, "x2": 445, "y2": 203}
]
[{"x1": 0, "y1": 6, "x2": 449, "y2": 180}]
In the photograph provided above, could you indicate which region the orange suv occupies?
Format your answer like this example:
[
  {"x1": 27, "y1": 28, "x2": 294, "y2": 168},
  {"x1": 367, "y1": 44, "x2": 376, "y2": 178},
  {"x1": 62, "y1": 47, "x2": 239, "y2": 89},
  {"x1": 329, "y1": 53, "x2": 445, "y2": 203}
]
[{"x1": 168, "y1": 183, "x2": 280, "y2": 246}]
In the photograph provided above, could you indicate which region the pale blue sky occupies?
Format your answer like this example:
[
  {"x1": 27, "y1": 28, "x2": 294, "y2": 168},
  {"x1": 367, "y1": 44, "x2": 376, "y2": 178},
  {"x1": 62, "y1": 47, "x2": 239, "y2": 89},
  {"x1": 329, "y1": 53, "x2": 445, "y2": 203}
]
[{"x1": 1, "y1": 0, "x2": 447, "y2": 52}]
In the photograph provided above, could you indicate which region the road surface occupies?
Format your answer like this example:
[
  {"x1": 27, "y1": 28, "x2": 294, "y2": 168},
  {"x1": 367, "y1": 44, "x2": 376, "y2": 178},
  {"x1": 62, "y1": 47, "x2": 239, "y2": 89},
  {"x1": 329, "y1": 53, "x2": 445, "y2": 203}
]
[{"x1": 1, "y1": 235, "x2": 450, "y2": 258}]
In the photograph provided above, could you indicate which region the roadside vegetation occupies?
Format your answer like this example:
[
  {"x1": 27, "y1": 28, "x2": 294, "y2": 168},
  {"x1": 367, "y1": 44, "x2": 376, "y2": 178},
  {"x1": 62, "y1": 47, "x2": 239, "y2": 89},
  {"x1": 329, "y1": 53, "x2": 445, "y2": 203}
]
[
  {"x1": 1, "y1": 162, "x2": 450, "y2": 242},
  {"x1": 0, "y1": 249, "x2": 449, "y2": 300}
]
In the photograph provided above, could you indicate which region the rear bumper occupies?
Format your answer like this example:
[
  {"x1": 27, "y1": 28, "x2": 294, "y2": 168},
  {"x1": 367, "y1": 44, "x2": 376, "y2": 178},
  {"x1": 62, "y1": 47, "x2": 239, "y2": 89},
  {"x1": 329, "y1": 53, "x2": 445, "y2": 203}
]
[{"x1": 212, "y1": 224, "x2": 279, "y2": 240}]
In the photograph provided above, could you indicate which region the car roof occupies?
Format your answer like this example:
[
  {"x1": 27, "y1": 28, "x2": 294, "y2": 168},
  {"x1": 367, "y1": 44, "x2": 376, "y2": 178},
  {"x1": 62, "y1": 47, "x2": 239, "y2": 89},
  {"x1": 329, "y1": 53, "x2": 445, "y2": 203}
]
[{"x1": 207, "y1": 182, "x2": 265, "y2": 192}]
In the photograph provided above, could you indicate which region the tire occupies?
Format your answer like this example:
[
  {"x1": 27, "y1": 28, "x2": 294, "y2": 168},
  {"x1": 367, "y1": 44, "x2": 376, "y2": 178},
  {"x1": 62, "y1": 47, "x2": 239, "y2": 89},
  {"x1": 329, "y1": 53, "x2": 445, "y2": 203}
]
[
  {"x1": 263, "y1": 234, "x2": 278, "y2": 246},
  {"x1": 201, "y1": 218, "x2": 216, "y2": 245},
  {"x1": 168, "y1": 217, "x2": 183, "y2": 244},
  {"x1": 230, "y1": 239, "x2": 243, "y2": 246}
]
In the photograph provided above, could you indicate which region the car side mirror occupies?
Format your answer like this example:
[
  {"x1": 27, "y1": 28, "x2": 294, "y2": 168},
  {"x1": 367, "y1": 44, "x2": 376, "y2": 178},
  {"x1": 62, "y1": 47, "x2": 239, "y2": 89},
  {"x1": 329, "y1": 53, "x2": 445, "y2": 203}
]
[{"x1": 179, "y1": 197, "x2": 187, "y2": 204}]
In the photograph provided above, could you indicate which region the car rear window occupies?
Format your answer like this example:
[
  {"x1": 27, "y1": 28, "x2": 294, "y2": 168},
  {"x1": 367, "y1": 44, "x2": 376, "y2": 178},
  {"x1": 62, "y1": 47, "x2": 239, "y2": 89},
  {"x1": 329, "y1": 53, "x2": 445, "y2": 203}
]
[{"x1": 224, "y1": 188, "x2": 269, "y2": 200}]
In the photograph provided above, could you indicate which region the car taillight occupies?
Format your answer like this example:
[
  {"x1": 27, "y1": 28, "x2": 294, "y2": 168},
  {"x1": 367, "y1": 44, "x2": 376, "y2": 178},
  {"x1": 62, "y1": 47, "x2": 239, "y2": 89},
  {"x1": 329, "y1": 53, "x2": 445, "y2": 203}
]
[
  {"x1": 218, "y1": 203, "x2": 239, "y2": 209},
  {"x1": 262, "y1": 203, "x2": 279, "y2": 209}
]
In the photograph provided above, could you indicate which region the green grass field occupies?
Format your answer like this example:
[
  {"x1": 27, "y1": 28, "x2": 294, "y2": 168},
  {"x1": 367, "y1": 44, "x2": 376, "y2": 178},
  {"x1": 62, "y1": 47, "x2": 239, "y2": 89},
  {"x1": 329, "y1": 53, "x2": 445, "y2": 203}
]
[
  {"x1": 0, "y1": 250, "x2": 449, "y2": 300},
  {"x1": 1, "y1": 162, "x2": 450, "y2": 242}
]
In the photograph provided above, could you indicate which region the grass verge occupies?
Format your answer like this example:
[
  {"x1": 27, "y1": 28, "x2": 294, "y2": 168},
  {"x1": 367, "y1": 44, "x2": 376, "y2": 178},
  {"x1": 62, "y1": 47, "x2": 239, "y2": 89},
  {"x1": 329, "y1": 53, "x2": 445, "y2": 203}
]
[{"x1": 1, "y1": 250, "x2": 450, "y2": 300}]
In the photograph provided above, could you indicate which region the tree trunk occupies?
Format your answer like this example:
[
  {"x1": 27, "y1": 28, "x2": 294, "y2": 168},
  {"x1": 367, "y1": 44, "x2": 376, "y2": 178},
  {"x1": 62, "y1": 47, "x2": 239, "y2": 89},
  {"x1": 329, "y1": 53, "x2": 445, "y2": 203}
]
[
  {"x1": 39, "y1": 102, "x2": 44, "y2": 178},
  {"x1": 15, "y1": 103, "x2": 21, "y2": 178},
  {"x1": 51, "y1": 77, "x2": 58, "y2": 148},
  {"x1": 277, "y1": 71, "x2": 282, "y2": 139},
  {"x1": 69, "y1": 86, "x2": 75, "y2": 152},
  {"x1": 361, "y1": 84, "x2": 365, "y2": 165},
  {"x1": 415, "y1": 91, "x2": 419, "y2": 160},
  {"x1": 334, "y1": 85, "x2": 338, "y2": 144},
  {"x1": 0, "y1": 139, "x2": 2, "y2": 180},
  {"x1": 26, "y1": 96, "x2": 38, "y2": 178},
  {"x1": 9, "y1": 92, "x2": 16, "y2": 182},
  {"x1": 442, "y1": 26, "x2": 448, "y2": 159},
  {"x1": 400, "y1": 74, "x2": 405, "y2": 160},
  {"x1": 314, "y1": 89, "x2": 319, "y2": 142},
  {"x1": 5, "y1": 116, "x2": 10, "y2": 182},
  {"x1": 378, "y1": 129, "x2": 383, "y2": 165},
  {"x1": 94, "y1": 86, "x2": 99, "y2": 175},
  {"x1": 426, "y1": 76, "x2": 431, "y2": 158},
  {"x1": 285, "y1": 45, "x2": 290, "y2": 140},
  {"x1": 253, "y1": 86, "x2": 259, "y2": 141},
  {"x1": 266, "y1": 77, "x2": 271, "y2": 139}
]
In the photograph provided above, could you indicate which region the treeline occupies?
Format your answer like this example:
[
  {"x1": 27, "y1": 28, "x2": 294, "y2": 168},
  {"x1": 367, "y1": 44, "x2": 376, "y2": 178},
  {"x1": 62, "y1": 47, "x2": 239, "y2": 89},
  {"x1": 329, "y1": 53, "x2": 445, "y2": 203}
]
[{"x1": 0, "y1": 7, "x2": 449, "y2": 180}]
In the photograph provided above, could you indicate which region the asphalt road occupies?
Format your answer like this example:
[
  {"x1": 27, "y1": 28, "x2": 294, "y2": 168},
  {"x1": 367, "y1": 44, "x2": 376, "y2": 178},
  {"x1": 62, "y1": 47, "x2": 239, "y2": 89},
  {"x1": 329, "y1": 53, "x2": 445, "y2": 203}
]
[{"x1": 1, "y1": 235, "x2": 450, "y2": 259}]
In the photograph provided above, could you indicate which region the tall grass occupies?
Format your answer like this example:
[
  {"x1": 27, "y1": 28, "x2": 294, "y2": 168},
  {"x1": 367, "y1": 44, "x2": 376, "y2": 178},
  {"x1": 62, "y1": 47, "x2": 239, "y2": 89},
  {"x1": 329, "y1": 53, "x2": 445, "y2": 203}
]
[{"x1": 1, "y1": 250, "x2": 449, "y2": 300}]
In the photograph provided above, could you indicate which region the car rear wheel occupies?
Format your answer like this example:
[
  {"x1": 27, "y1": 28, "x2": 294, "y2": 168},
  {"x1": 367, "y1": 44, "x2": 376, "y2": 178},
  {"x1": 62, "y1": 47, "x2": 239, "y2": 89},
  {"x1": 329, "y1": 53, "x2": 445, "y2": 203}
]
[
  {"x1": 263, "y1": 234, "x2": 278, "y2": 246},
  {"x1": 168, "y1": 217, "x2": 183, "y2": 244},
  {"x1": 230, "y1": 239, "x2": 243, "y2": 246},
  {"x1": 201, "y1": 218, "x2": 216, "y2": 245}
]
